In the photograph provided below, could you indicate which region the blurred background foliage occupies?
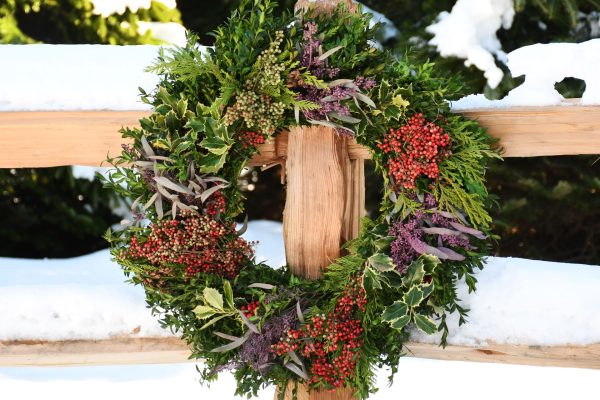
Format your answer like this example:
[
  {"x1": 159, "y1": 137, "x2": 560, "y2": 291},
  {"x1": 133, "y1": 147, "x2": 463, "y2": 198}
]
[{"x1": 0, "y1": 0, "x2": 598, "y2": 264}]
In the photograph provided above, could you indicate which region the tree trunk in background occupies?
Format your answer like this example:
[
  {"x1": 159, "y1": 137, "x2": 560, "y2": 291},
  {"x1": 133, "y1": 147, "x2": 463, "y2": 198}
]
[{"x1": 279, "y1": 2, "x2": 364, "y2": 399}]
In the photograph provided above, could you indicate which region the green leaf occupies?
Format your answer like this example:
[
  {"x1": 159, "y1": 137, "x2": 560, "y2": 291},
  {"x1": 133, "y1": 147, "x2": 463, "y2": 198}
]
[
  {"x1": 422, "y1": 282, "x2": 434, "y2": 299},
  {"x1": 383, "y1": 105, "x2": 401, "y2": 120},
  {"x1": 193, "y1": 305, "x2": 217, "y2": 320},
  {"x1": 421, "y1": 254, "x2": 441, "y2": 274},
  {"x1": 381, "y1": 270, "x2": 403, "y2": 289},
  {"x1": 402, "y1": 259, "x2": 425, "y2": 287},
  {"x1": 176, "y1": 99, "x2": 188, "y2": 118},
  {"x1": 185, "y1": 118, "x2": 205, "y2": 133},
  {"x1": 391, "y1": 315, "x2": 411, "y2": 330},
  {"x1": 378, "y1": 80, "x2": 391, "y2": 101},
  {"x1": 414, "y1": 314, "x2": 438, "y2": 335},
  {"x1": 373, "y1": 236, "x2": 395, "y2": 252},
  {"x1": 203, "y1": 287, "x2": 224, "y2": 311},
  {"x1": 223, "y1": 281, "x2": 234, "y2": 309},
  {"x1": 382, "y1": 301, "x2": 408, "y2": 322},
  {"x1": 200, "y1": 136, "x2": 231, "y2": 155},
  {"x1": 404, "y1": 286, "x2": 424, "y2": 307},
  {"x1": 199, "y1": 152, "x2": 228, "y2": 174},
  {"x1": 165, "y1": 110, "x2": 180, "y2": 131},
  {"x1": 368, "y1": 253, "x2": 396, "y2": 272},
  {"x1": 200, "y1": 314, "x2": 228, "y2": 331},
  {"x1": 362, "y1": 267, "x2": 382, "y2": 292}
]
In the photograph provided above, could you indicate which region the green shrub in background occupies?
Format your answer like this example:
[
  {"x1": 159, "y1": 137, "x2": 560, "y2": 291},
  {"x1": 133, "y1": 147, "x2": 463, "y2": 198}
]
[
  {"x1": 0, "y1": 0, "x2": 180, "y2": 44},
  {"x1": 0, "y1": 0, "x2": 181, "y2": 258}
]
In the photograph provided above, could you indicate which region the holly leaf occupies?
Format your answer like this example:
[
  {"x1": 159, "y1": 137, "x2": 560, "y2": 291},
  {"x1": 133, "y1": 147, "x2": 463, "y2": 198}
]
[
  {"x1": 402, "y1": 259, "x2": 425, "y2": 287},
  {"x1": 199, "y1": 152, "x2": 228, "y2": 174},
  {"x1": 223, "y1": 281, "x2": 234, "y2": 309},
  {"x1": 391, "y1": 315, "x2": 411, "y2": 330},
  {"x1": 404, "y1": 286, "x2": 424, "y2": 307},
  {"x1": 362, "y1": 267, "x2": 382, "y2": 292},
  {"x1": 193, "y1": 305, "x2": 217, "y2": 320},
  {"x1": 203, "y1": 288, "x2": 224, "y2": 311},
  {"x1": 414, "y1": 314, "x2": 438, "y2": 335},
  {"x1": 368, "y1": 253, "x2": 396, "y2": 272},
  {"x1": 200, "y1": 136, "x2": 231, "y2": 155},
  {"x1": 382, "y1": 301, "x2": 408, "y2": 322}
]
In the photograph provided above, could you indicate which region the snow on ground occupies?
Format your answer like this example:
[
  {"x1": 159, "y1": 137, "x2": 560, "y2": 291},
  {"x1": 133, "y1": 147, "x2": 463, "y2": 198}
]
[
  {"x1": 2, "y1": 221, "x2": 600, "y2": 398},
  {"x1": 2, "y1": 358, "x2": 600, "y2": 400},
  {"x1": 452, "y1": 38, "x2": 600, "y2": 109},
  {"x1": 1, "y1": 220, "x2": 600, "y2": 346},
  {"x1": 426, "y1": 0, "x2": 515, "y2": 89}
]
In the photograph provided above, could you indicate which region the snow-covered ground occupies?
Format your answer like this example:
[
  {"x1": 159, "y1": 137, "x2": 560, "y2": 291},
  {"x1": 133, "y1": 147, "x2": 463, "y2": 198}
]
[
  {"x1": 2, "y1": 359, "x2": 600, "y2": 400},
  {"x1": 1, "y1": 221, "x2": 600, "y2": 398}
]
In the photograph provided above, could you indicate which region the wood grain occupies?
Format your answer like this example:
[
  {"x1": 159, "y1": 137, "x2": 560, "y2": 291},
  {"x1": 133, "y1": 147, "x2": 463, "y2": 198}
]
[
  {"x1": 282, "y1": 126, "x2": 349, "y2": 279},
  {"x1": 2, "y1": 104, "x2": 600, "y2": 168},
  {"x1": 0, "y1": 337, "x2": 190, "y2": 367},
  {"x1": 0, "y1": 111, "x2": 139, "y2": 168},
  {"x1": 3, "y1": 337, "x2": 600, "y2": 370}
]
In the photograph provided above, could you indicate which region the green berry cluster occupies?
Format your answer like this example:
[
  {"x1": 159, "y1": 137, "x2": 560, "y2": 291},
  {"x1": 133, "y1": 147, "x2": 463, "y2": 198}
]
[{"x1": 224, "y1": 31, "x2": 287, "y2": 133}]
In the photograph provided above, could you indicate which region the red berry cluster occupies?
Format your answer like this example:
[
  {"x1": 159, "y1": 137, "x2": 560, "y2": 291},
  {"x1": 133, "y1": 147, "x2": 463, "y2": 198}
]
[
  {"x1": 377, "y1": 113, "x2": 450, "y2": 190},
  {"x1": 238, "y1": 131, "x2": 266, "y2": 149},
  {"x1": 273, "y1": 277, "x2": 367, "y2": 388},
  {"x1": 240, "y1": 300, "x2": 260, "y2": 318},
  {"x1": 126, "y1": 211, "x2": 254, "y2": 279},
  {"x1": 205, "y1": 190, "x2": 226, "y2": 217}
]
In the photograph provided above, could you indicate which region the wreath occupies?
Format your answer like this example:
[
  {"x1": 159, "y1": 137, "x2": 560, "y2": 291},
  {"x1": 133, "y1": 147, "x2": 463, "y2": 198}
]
[{"x1": 103, "y1": 1, "x2": 499, "y2": 398}]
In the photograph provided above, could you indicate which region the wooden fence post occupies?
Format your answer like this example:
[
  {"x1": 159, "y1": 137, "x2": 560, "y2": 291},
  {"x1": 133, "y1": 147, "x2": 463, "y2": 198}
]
[{"x1": 278, "y1": 1, "x2": 365, "y2": 398}]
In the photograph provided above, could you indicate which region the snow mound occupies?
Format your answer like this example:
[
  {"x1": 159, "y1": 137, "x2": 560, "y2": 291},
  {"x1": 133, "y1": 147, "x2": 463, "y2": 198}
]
[
  {"x1": 0, "y1": 45, "x2": 160, "y2": 111},
  {"x1": 427, "y1": 0, "x2": 514, "y2": 89},
  {"x1": 452, "y1": 38, "x2": 600, "y2": 109}
]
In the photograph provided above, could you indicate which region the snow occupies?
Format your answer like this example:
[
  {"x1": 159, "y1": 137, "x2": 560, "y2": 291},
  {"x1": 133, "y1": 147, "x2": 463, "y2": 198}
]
[
  {"x1": 91, "y1": 0, "x2": 177, "y2": 16},
  {"x1": 1, "y1": 220, "x2": 600, "y2": 347},
  {"x1": 360, "y1": 4, "x2": 398, "y2": 42},
  {"x1": 2, "y1": 221, "x2": 600, "y2": 398},
  {"x1": 426, "y1": 0, "x2": 515, "y2": 89},
  {"x1": 452, "y1": 38, "x2": 600, "y2": 109},
  {"x1": 2, "y1": 359, "x2": 600, "y2": 400},
  {"x1": 0, "y1": 45, "x2": 160, "y2": 111},
  {"x1": 137, "y1": 22, "x2": 187, "y2": 46}
]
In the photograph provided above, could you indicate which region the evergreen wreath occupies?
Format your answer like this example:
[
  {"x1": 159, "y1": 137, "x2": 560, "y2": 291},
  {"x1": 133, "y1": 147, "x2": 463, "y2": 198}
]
[{"x1": 103, "y1": 1, "x2": 500, "y2": 398}]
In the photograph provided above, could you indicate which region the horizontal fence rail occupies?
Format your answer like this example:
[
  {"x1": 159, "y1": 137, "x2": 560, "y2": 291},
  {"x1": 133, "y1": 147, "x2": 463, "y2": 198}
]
[
  {"x1": 2, "y1": 337, "x2": 599, "y2": 369},
  {"x1": 2, "y1": 103, "x2": 600, "y2": 169}
]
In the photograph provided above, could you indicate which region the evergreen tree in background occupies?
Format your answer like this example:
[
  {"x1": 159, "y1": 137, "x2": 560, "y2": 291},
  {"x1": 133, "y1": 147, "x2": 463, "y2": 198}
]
[{"x1": 1, "y1": 0, "x2": 598, "y2": 264}]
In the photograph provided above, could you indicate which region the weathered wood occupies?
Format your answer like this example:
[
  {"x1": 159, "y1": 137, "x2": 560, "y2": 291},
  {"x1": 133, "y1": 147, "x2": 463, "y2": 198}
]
[
  {"x1": 405, "y1": 341, "x2": 600, "y2": 370},
  {"x1": 2, "y1": 104, "x2": 600, "y2": 168},
  {"x1": 0, "y1": 337, "x2": 190, "y2": 367},
  {"x1": 4, "y1": 337, "x2": 600, "y2": 370},
  {"x1": 282, "y1": 126, "x2": 349, "y2": 279},
  {"x1": 461, "y1": 103, "x2": 600, "y2": 157},
  {"x1": 0, "y1": 111, "x2": 139, "y2": 168}
]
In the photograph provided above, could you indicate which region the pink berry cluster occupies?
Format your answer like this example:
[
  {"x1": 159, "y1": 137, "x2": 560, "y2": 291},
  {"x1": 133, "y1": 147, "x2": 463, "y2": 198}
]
[
  {"x1": 240, "y1": 300, "x2": 260, "y2": 318},
  {"x1": 125, "y1": 211, "x2": 253, "y2": 279},
  {"x1": 238, "y1": 130, "x2": 266, "y2": 149},
  {"x1": 377, "y1": 113, "x2": 450, "y2": 190},
  {"x1": 205, "y1": 190, "x2": 226, "y2": 217},
  {"x1": 273, "y1": 277, "x2": 367, "y2": 388}
]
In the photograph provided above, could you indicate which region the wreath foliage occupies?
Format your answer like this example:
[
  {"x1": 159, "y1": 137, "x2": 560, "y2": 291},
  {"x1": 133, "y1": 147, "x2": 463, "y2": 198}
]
[{"x1": 103, "y1": 1, "x2": 500, "y2": 398}]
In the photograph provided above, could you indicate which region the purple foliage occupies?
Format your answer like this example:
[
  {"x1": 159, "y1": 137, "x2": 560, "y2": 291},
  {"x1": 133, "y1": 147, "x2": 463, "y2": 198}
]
[
  {"x1": 237, "y1": 308, "x2": 298, "y2": 375},
  {"x1": 389, "y1": 194, "x2": 483, "y2": 272},
  {"x1": 296, "y1": 22, "x2": 376, "y2": 128}
]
